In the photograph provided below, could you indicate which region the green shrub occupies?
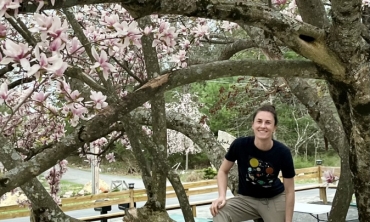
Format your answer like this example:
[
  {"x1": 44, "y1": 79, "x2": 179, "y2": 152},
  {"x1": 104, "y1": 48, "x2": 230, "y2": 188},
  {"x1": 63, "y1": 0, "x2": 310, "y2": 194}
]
[{"x1": 203, "y1": 167, "x2": 217, "y2": 179}]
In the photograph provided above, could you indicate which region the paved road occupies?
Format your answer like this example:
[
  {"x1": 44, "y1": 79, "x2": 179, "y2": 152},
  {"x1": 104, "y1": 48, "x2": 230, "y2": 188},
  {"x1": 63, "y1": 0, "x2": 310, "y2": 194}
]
[
  {"x1": 0, "y1": 168, "x2": 358, "y2": 222},
  {"x1": 62, "y1": 167, "x2": 146, "y2": 189}
]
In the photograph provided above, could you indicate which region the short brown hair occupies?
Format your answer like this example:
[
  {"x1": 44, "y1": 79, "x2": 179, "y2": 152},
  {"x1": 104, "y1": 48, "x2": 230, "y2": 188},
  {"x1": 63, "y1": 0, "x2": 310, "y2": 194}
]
[{"x1": 252, "y1": 104, "x2": 278, "y2": 125}]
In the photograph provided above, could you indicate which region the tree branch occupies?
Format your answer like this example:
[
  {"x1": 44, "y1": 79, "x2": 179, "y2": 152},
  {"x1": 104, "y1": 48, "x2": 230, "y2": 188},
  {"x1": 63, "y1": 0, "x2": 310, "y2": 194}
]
[
  {"x1": 0, "y1": 136, "x2": 82, "y2": 222},
  {"x1": 63, "y1": 67, "x2": 107, "y2": 93},
  {"x1": 63, "y1": 8, "x2": 111, "y2": 90},
  {"x1": 6, "y1": 17, "x2": 37, "y2": 46},
  {"x1": 0, "y1": 59, "x2": 320, "y2": 193},
  {"x1": 296, "y1": 0, "x2": 330, "y2": 29},
  {"x1": 218, "y1": 39, "x2": 257, "y2": 60},
  {"x1": 0, "y1": 114, "x2": 121, "y2": 195},
  {"x1": 17, "y1": 0, "x2": 346, "y2": 78},
  {"x1": 329, "y1": 0, "x2": 364, "y2": 60},
  {"x1": 0, "y1": 65, "x2": 13, "y2": 78},
  {"x1": 112, "y1": 57, "x2": 144, "y2": 84},
  {"x1": 8, "y1": 76, "x2": 36, "y2": 90},
  {"x1": 132, "y1": 108, "x2": 239, "y2": 194}
]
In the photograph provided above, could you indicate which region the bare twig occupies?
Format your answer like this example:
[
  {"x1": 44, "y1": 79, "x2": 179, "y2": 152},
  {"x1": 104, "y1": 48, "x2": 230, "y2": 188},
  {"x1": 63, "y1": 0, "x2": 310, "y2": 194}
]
[{"x1": 112, "y1": 57, "x2": 144, "y2": 84}]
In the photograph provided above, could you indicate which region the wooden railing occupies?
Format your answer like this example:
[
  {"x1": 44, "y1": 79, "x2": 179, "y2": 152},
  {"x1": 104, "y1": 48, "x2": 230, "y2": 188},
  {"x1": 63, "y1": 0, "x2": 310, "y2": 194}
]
[{"x1": 0, "y1": 166, "x2": 340, "y2": 221}]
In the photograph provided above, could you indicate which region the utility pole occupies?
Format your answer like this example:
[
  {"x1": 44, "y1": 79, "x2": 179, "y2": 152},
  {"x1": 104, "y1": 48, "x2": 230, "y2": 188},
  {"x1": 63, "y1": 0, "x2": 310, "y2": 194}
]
[{"x1": 91, "y1": 144, "x2": 99, "y2": 194}]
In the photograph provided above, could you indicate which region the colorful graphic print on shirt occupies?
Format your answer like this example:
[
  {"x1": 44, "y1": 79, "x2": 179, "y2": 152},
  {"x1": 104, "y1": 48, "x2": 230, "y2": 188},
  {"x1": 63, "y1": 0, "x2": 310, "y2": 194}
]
[{"x1": 246, "y1": 156, "x2": 276, "y2": 188}]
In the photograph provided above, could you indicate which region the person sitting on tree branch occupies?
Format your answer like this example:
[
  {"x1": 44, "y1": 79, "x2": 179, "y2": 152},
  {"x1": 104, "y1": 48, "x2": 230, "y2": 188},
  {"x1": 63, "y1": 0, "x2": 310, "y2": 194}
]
[{"x1": 210, "y1": 104, "x2": 295, "y2": 222}]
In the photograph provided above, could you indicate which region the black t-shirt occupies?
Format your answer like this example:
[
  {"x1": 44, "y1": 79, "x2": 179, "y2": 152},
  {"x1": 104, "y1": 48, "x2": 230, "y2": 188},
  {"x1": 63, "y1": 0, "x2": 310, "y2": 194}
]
[{"x1": 225, "y1": 136, "x2": 295, "y2": 198}]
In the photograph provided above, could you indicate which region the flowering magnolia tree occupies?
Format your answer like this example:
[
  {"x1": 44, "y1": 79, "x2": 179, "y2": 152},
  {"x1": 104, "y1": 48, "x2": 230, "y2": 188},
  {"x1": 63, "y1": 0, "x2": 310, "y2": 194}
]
[
  {"x1": 1, "y1": 0, "x2": 370, "y2": 221},
  {"x1": 166, "y1": 92, "x2": 206, "y2": 155}
]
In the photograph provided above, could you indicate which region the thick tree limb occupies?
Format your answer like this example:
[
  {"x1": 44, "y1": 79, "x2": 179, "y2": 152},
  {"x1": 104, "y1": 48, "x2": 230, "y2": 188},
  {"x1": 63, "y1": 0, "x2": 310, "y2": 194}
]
[
  {"x1": 329, "y1": 0, "x2": 364, "y2": 61},
  {"x1": 0, "y1": 114, "x2": 123, "y2": 196},
  {"x1": 0, "y1": 59, "x2": 320, "y2": 193},
  {"x1": 120, "y1": 115, "x2": 173, "y2": 221},
  {"x1": 296, "y1": 0, "x2": 330, "y2": 28},
  {"x1": 219, "y1": 39, "x2": 257, "y2": 60},
  {"x1": 17, "y1": 0, "x2": 346, "y2": 79},
  {"x1": 0, "y1": 136, "x2": 82, "y2": 222},
  {"x1": 137, "y1": 16, "x2": 171, "y2": 214}
]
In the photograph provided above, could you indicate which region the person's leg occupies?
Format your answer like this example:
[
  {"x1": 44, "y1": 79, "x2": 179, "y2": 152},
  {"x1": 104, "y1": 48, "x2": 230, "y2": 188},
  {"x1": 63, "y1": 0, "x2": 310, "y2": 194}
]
[
  {"x1": 257, "y1": 193, "x2": 286, "y2": 222},
  {"x1": 213, "y1": 195, "x2": 261, "y2": 222}
]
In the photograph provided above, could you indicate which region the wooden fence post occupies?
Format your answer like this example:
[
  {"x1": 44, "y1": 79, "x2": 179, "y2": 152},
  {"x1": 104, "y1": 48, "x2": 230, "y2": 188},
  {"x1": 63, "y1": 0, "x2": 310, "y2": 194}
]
[{"x1": 128, "y1": 183, "x2": 135, "y2": 208}]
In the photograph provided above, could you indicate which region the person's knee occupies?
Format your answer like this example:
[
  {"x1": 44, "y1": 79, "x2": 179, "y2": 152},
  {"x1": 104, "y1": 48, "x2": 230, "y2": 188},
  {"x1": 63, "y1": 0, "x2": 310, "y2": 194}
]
[{"x1": 213, "y1": 202, "x2": 233, "y2": 220}]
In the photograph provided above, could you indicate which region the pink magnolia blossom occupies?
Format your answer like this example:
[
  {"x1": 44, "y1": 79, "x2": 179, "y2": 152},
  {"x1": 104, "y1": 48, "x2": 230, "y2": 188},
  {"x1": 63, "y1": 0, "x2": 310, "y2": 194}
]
[
  {"x1": 49, "y1": 38, "x2": 65, "y2": 52},
  {"x1": 0, "y1": 0, "x2": 20, "y2": 18},
  {"x1": 0, "y1": 40, "x2": 30, "y2": 66},
  {"x1": 192, "y1": 24, "x2": 209, "y2": 38},
  {"x1": 92, "y1": 137, "x2": 107, "y2": 148},
  {"x1": 179, "y1": 39, "x2": 191, "y2": 50},
  {"x1": 53, "y1": 62, "x2": 69, "y2": 78},
  {"x1": 69, "y1": 90, "x2": 84, "y2": 103},
  {"x1": 143, "y1": 26, "x2": 153, "y2": 35},
  {"x1": 82, "y1": 5, "x2": 99, "y2": 17},
  {"x1": 62, "y1": 103, "x2": 88, "y2": 127},
  {"x1": 45, "y1": 160, "x2": 68, "y2": 204},
  {"x1": 91, "y1": 48, "x2": 117, "y2": 80},
  {"x1": 31, "y1": 91, "x2": 50, "y2": 104},
  {"x1": 29, "y1": 14, "x2": 54, "y2": 41},
  {"x1": 100, "y1": 14, "x2": 120, "y2": 28},
  {"x1": 67, "y1": 37, "x2": 85, "y2": 55},
  {"x1": 90, "y1": 91, "x2": 108, "y2": 109},
  {"x1": 57, "y1": 80, "x2": 71, "y2": 95},
  {"x1": 48, "y1": 16, "x2": 69, "y2": 42},
  {"x1": 153, "y1": 21, "x2": 177, "y2": 47},
  {"x1": 0, "y1": 83, "x2": 9, "y2": 105},
  {"x1": 105, "y1": 153, "x2": 115, "y2": 163},
  {"x1": 177, "y1": 25, "x2": 188, "y2": 35},
  {"x1": 273, "y1": 0, "x2": 287, "y2": 5},
  {"x1": 322, "y1": 170, "x2": 339, "y2": 185},
  {"x1": 172, "y1": 50, "x2": 187, "y2": 68},
  {"x1": 221, "y1": 21, "x2": 238, "y2": 34},
  {"x1": 142, "y1": 126, "x2": 152, "y2": 135},
  {"x1": 26, "y1": 47, "x2": 64, "y2": 77},
  {"x1": 113, "y1": 21, "x2": 143, "y2": 48}
]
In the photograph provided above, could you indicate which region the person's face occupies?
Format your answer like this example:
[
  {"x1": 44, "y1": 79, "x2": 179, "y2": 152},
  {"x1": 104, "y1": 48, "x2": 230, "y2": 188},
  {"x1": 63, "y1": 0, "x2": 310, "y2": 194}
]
[{"x1": 252, "y1": 111, "x2": 276, "y2": 140}]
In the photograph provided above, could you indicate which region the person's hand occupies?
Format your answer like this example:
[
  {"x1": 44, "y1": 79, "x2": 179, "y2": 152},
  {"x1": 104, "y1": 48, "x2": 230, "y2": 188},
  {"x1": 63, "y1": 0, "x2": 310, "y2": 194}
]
[{"x1": 210, "y1": 196, "x2": 226, "y2": 217}]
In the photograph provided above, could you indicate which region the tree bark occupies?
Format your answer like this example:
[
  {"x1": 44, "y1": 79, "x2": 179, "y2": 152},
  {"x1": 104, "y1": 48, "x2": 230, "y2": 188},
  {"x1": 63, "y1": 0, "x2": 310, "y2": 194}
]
[
  {"x1": 242, "y1": 16, "x2": 353, "y2": 220},
  {"x1": 0, "y1": 58, "x2": 321, "y2": 196},
  {"x1": 291, "y1": 2, "x2": 354, "y2": 220},
  {"x1": 0, "y1": 136, "x2": 81, "y2": 222},
  {"x1": 139, "y1": 15, "x2": 169, "y2": 214},
  {"x1": 121, "y1": 116, "x2": 174, "y2": 222},
  {"x1": 132, "y1": 109, "x2": 239, "y2": 194}
]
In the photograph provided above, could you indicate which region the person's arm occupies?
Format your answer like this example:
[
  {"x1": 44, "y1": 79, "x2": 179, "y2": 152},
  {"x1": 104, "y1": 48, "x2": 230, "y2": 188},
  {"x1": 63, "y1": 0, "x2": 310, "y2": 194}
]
[
  {"x1": 217, "y1": 158, "x2": 234, "y2": 198},
  {"x1": 210, "y1": 158, "x2": 234, "y2": 216},
  {"x1": 283, "y1": 177, "x2": 295, "y2": 222}
]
